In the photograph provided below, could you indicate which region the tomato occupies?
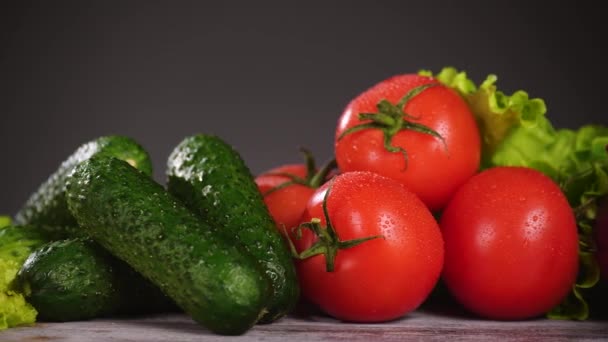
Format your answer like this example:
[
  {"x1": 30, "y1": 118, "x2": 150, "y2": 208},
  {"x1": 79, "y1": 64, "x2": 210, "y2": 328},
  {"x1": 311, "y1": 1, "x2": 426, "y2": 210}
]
[
  {"x1": 255, "y1": 149, "x2": 337, "y2": 234},
  {"x1": 334, "y1": 74, "x2": 481, "y2": 211},
  {"x1": 439, "y1": 166, "x2": 579, "y2": 320},
  {"x1": 292, "y1": 171, "x2": 444, "y2": 322},
  {"x1": 256, "y1": 164, "x2": 316, "y2": 233}
]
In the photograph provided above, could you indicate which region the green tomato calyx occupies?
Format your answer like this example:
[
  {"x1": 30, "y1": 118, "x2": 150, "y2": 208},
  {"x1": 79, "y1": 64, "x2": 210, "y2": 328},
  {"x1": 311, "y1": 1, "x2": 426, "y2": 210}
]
[
  {"x1": 262, "y1": 147, "x2": 337, "y2": 196},
  {"x1": 285, "y1": 182, "x2": 383, "y2": 272},
  {"x1": 338, "y1": 83, "x2": 447, "y2": 169}
]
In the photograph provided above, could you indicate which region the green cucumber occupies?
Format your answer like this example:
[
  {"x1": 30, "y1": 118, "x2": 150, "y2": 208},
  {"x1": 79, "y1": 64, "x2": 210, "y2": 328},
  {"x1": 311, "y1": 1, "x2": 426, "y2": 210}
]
[
  {"x1": 65, "y1": 156, "x2": 270, "y2": 335},
  {"x1": 166, "y1": 134, "x2": 299, "y2": 323},
  {"x1": 14, "y1": 238, "x2": 176, "y2": 322},
  {"x1": 12, "y1": 136, "x2": 165, "y2": 321},
  {"x1": 15, "y1": 135, "x2": 152, "y2": 236}
]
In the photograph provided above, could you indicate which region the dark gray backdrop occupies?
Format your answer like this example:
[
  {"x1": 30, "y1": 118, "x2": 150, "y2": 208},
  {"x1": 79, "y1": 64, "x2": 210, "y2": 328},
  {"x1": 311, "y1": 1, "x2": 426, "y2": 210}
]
[{"x1": 1, "y1": 1, "x2": 606, "y2": 216}]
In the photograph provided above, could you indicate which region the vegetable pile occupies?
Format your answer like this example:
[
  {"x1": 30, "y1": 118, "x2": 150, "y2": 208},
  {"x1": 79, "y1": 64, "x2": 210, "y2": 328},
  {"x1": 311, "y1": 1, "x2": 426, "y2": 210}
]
[{"x1": 1, "y1": 66, "x2": 606, "y2": 335}]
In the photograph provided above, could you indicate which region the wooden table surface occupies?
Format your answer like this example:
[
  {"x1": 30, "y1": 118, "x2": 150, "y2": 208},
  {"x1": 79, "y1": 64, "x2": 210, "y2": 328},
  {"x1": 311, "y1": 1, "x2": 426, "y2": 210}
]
[{"x1": 2, "y1": 304, "x2": 607, "y2": 342}]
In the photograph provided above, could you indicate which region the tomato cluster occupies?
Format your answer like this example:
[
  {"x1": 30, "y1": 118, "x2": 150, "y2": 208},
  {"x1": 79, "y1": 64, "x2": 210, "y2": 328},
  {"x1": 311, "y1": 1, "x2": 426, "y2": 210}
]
[{"x1": 255, "y1": 73, "x2": 580, "y2": 322}]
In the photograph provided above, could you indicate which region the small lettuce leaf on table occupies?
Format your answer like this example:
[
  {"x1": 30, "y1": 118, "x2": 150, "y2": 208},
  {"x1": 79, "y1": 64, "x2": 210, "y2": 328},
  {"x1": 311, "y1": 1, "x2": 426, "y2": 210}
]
[
  {"x1": 0, "y1": 216, "x2": 11, "y2": 228},
  {"x1": 0, "y1": 225, "x2": 52, "y2": 330},
  {"x1": 1, "y1": 260, "x2": 37, "y2": 330}
]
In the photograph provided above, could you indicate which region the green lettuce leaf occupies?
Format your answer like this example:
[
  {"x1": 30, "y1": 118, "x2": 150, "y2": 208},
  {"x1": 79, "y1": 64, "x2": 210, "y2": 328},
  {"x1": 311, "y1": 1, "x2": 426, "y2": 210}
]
[
  {"x1": 419, "y1": 67, "x2": 547, "y2": 166},
  {"x1": 0, "y1": 225, "x2": 50, "y2": 330},
  {"x1": 0, "y1": 259, "x2": 37, "y2": 330},
  {"x1": 0, "y1": 216, "x2": 10, "y2": 229}
]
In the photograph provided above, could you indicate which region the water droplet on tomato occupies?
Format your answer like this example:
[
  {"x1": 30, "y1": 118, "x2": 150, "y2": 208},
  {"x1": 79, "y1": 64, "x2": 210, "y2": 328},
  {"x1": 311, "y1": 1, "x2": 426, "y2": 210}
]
[
  {"x1": 523, "y1": 209, "x2": 545, "y2": 242},
  {"x1": 476, "y1": 224, "x2": 495, "y2": 249}
]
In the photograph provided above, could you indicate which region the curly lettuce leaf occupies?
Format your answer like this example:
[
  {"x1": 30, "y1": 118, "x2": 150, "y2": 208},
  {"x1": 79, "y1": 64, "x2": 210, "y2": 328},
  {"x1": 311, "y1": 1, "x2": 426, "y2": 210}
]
[
  {"x1": 0, "y1": 216, "x2": 10, "y2": 229},
  {"x1": 0, "y1": 226, "x2": 51, "y2": 263},
  {"x1": 0, "y1": 225, "x2": 50, "y2": 330},
  {"x1": 491, "y1": 120, "x2": 608, "y2": 208},
  {"x1": 0, "y1": 259, "x2": 37, "y2": 330},
  {"x1": 419, "y1": 67, "x2": 547, "y2": 166}
]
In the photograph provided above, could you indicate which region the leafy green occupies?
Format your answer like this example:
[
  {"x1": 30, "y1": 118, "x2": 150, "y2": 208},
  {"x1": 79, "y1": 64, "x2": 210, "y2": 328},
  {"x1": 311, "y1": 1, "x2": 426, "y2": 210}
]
[
  {"x1": 0, "y1": 216, "x2": 10, "y2": 229},
  {"x1": 0, "y1": 225, "x2": 51, "y2": 330},
  {"x1": 419, "y1": 67, "x2": 547, "y2": 167},
  {"x1": 423, "y1": 66, "x2": 608, "y2": 320},
  {"x1": 1, "y1": 255, "x2": 38, "y2": 330}
]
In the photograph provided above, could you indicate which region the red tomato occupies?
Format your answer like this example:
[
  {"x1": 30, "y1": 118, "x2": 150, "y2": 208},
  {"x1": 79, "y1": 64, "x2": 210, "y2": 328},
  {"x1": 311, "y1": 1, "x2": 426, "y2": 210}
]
[
  {"x1": 440, "y1": 166, "x2": 579, "y2": 320},
  {"x1": 293, "y1": 171, "x2": 444, "y2": 322},
  {"x1": 256, "y1": 164, "x2": 316, "y2": 233},
  {"x1": 334, "y1": 74, "x2": 481, "y2": 211},
  {"x1": 255, "y1": 151, "x2": 337, "y2": 235}
]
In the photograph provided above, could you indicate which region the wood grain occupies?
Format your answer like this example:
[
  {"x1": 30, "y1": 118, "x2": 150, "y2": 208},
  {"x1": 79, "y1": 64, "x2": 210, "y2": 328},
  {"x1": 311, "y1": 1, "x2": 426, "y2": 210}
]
[{"x1": 1, "y1": 307, "x2": 606, "y2": 342}]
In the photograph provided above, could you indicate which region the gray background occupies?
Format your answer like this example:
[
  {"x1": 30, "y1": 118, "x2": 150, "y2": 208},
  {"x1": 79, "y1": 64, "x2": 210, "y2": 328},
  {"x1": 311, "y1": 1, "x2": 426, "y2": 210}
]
[{"x1": 1, "y1": 1, "x2": 606, "y2": 216}]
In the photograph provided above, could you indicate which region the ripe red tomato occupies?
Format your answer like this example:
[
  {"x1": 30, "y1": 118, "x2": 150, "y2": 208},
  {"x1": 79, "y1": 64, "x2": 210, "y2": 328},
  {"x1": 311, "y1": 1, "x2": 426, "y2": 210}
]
[
  {"x1": 256, "y1": 163, "x2": 316, "y2": 233},
  {"x1": 440, "y1": 166, "x2": 579, "y2": 320},
  {"x1": 255, "y1": 151, "x2": 337, "y2": 234},
  {"x1": 293, "y1": 171, "x2": 444, "y2": 322},
  {"x1": 334, "y1": 74, "x2": 481, "y2": 211}
]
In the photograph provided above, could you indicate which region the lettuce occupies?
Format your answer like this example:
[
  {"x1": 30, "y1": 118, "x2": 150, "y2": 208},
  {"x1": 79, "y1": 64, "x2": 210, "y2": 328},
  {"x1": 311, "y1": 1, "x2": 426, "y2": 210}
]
[
  {"x1": 0, "y1": 216, "x2": 10, "y2": 229},
  {"x1": 424, "y1": 66, "x2": 608, "y2": 320},
  {"x1": 0, "y1": 225, "x2": 50, "y2": 330},
  {"x1": 1, "y1": 261, "x2": 37, "y2": 330},
  {"x1": 419, "y1": 67, "x2": 547, "y2": 167}
]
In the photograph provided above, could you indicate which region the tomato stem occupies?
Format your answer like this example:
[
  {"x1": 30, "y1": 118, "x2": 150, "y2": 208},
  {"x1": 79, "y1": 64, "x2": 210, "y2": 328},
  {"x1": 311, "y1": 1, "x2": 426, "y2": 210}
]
[
  {"x1": 337, "y1": 83, "x2": 448, "y2": 169},
  {"x1": 310, "y1": 158, "x2": 337, "y2": 189},
  {"x1": 286, "y1": 182, "x2": 383, "y2": 272},
  {"x1": 262, "y1": 147, "x2": 337, "y2": 196}
]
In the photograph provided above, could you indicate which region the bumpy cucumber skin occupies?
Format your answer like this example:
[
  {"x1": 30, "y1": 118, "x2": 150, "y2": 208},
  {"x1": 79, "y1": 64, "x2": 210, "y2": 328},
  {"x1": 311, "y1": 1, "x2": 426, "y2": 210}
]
[
  {"x1": 16, "y1": 238, "x2": 123, "y2": 321},
  {"x1": 15, "y1": 238, "x2": 176, "y2": 322},
  {"x1": 166, "y1": 134, "x2": 299, "y2": 323},
  {"x1": 15, "y1": 135, "x2": 152, "y2": 235},
  {"x1": 66, "y1": 156, "x2": 270, "y2": 335}
]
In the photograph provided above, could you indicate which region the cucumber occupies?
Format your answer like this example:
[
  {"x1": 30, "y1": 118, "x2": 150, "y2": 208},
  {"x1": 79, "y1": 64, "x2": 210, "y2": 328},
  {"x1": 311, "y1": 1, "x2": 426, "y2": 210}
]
[
  {"x1": 12, "y1": 137, "x2": 165, "y2": 321},
  {"x1": 166, "y1": 134, "x2": 299, "y2": 323},
  {"x1": 15, "y1": 135, "x2": 152, "y2": 236},
  {"x1": 65, "y1": 156, "x2": 270, "y2": 335},
  {"x1": 14, "y1": 238, "x2": 176, "y2": 322}
]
